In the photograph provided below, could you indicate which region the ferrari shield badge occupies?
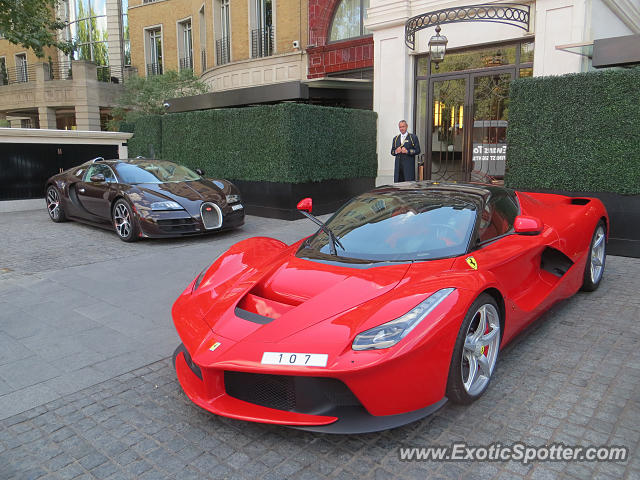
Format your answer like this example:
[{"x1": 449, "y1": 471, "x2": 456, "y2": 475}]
[
  {"x1": 466, "y1": 256, "x2": 478, "y2": 270},
  {"x1": 209, "y1": 341, "x2": 221, "y2": 352}
]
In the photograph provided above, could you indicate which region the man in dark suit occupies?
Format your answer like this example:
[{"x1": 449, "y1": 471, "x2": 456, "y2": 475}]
[{"x1": 391, "y1": 120, "x2": 421, "y2": 182}]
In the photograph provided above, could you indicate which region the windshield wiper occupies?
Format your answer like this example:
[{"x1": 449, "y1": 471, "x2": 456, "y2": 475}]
[{"x1": 298, "y1": 210, "x2": 344, "y2": 256}]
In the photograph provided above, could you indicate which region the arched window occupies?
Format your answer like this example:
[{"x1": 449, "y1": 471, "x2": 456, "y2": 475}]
[{"x1": 329, "y1": 0, "x2": 371, "y2": 42}]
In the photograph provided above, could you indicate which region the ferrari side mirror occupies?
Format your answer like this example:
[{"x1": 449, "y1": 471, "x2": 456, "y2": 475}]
[
  {"x1": 514, "y1": 215, "x2": 543, "y2": 235},
  {"x1": 90, "y1": 173, "x2": 105, "y2": 183},
  {"x1": 297, "y1": 198, "x2": 312, "y2": 213},
  {"x1": 195, "y1": 168, "x2": 205, "y2": 176}
]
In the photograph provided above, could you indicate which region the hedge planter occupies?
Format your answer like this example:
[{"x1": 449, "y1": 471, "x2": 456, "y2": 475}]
[
  {"x1": 527, "y1": 189, "x2": 640, "y2": 258},
  {"x1": 232, "y1": 177, "x2": 375, "y2": 220}
]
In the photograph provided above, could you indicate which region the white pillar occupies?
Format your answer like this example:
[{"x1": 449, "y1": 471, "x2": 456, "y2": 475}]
[{"x1": 367, "y1": 0, "x2": 413, "y2": 185}]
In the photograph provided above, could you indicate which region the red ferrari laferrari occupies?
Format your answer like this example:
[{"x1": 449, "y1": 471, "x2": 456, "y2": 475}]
[{"x1": 172, "y1": 182, "x2": 608, "y2": 433}]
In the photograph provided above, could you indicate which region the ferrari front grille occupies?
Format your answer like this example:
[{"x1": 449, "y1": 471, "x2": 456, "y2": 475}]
[
  {"x1": 201, "y1": 202, "x2": 222, "y2": 230},
  {"x1": 223, "y1": 372, "x2": 361, "y2": 415}
]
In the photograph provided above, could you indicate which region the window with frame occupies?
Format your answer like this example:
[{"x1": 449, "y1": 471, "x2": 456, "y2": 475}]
[
  {"x1": 216, "y1": 0, "x2": 231, "y2": 65},
  {"x1": 146, "y1": 27, "x2": 163, "y2": 75},
  {"x1": 251, "y1": 0, "x2": 273, "y2": 58},
  {"x1": 15, "y1": 54, "x2": 28, "y2": 83},
  {"x1": 329, "y1": 0, "x2": 370, "y2": 42},
  {"x1": 0, "y1": 57, "x2": 7, "y2": 86},
  {"x1": 178, "y1": 20, "x2": 193, "y2": 70}
]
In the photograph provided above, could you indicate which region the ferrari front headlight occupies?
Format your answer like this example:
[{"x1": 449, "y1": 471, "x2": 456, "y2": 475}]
[
  {"x1": 352, "y1": 288, "x2": 455, "y2": 351},
  {"x1": 192, "y1": 268, "x2": 207, "y2": 292},
  {"x1": 151, "y1": 200, "x2": 184, "y2": 211}
]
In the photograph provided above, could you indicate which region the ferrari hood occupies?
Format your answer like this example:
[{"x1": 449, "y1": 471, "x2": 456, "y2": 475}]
[{"x1": 202, "y1": 255, "x2": 412, "y2": 343}]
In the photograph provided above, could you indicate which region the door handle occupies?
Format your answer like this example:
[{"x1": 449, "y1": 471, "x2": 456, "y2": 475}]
[{"x1": 78, "y1": 188, "x2": 85, "y2": 193}]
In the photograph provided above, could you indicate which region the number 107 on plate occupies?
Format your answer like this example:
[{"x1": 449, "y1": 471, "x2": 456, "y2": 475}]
[{"x1": 261, "y1": 352, "x2": 328, "y2": 367}]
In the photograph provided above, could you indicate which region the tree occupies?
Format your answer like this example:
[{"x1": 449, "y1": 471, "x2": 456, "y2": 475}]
[
  {"x1": 0, "y1": 0, "x2": 72, "y2": 57},
  {"x1": 108, "y1": 70, "x2": 209, "y2": 130}
]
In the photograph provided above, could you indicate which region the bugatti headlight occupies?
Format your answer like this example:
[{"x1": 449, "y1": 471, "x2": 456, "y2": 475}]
[
  {"x1": 151, "y1": 200, "x2": 184, "y2": 211},
  {"x1": 352, "y1": 288, "x2": 455, "y2": 351},
  {"x1": 226, "y1": 194, "x2": 240, "y2": 204}
]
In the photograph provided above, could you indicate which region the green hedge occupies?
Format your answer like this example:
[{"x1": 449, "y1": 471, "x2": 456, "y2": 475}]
[
  {"x1": 505, "y1": 67, "x2": 640, "y2": 195},
  {"x1": 126, "y1": 115, "x2": 163, "y2": 159},
  {"x1": 124, "y1": 103, "x2": 377, "y2": 183}
]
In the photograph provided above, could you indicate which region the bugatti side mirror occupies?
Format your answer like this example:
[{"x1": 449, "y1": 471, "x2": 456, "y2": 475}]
[
  {"x1": 297, "y1": 198, "x2": 313, "y2": 213},
  {"x1": 90, "y1": 173, "x2": 105, "y2": 183},
  {"x1": 195, "y1": 168, "x2": 205, "y2": 176},
  {"x1": 514, "y1": 215, "x2": 543, "y2": 235}
]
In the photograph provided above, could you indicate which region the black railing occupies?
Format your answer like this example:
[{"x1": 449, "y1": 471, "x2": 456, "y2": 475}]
[
  {"x1": 179, "y1": 56, "x2": 193, "y2": 71},
  {"x1": 147, "y1": 63, "x2": 163, "y2": 76},
  {"x1": 48, "y1": 61, "x2": 73, "y2": 81},
  {"x1": 251, "y1": 26, "x2": 273, "y2": 58},
  {"x1": 96, "y1": 65, "x2": 127, "y2": 83},
  {"x1": 0, "y1": 61, "x2": 130, "y2": 86},
  {"x1": 216, "y1": 37, "x2": 230, "y2": 65},
  {"x1": 201, "y1": 49, "x2": 207, "y2": 70},
  {"x1": 1, "y1": 64, "x2": 35, "y2": 85}
]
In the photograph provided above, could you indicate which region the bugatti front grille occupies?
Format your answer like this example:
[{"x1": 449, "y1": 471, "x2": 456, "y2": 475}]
[
  {"x1": 201, "y1": 202, "x2": 222, "y2": 229},
  {"x1": 224, "y1": 372, "x2": 361, "y2": 415}
]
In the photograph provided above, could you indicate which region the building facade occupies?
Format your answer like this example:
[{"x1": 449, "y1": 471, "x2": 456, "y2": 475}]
[
  {"x1": 366, "y1": 0, "x2": 639, "y2": 184},
  {"x1": 128, "y1": 0, "x2": 310, "y2": 92},
  {"x1": 0, "y1": 0, "x2": 130, "y2": 130}
]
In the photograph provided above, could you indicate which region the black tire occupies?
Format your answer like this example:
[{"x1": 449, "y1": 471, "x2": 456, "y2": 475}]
[
  {"x1": 581, "y1": 221, "x2": 606, "y2": 292},
  {"x1": 112, "y1": 199, "x2": 140, "y2": 242},
  {"x1": 446, "y1": 293, "x2": 502, "y2": 405},
  {"x1": 45, "y1": 185, "x2": 67, "y2": 223}
]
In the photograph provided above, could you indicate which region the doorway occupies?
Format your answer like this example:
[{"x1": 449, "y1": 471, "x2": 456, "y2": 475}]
[
  {"x1": 428, "y1": 70, "x2": 512, "y2": 183},
  {"x1": 415, "y1": 41, "x2": 534, "y2": 184}
]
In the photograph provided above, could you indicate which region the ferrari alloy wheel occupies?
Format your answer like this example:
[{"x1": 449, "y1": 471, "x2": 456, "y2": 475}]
[
  {"x1": 581, "y1": 221, "x2": 606, "y2": 292},
  {"x1": 46, "y1": 186, "x2": 66, "y2": 222},
  {"x1": 446, "y1": 294, "x2": 501, "y2": 404},
  {"x1": 113, "y1": 199, "x2": 139, "y2": 242}
]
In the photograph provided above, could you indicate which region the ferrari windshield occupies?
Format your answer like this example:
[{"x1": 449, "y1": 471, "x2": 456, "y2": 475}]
[
  {"x1": 115, "y1": 161, "x2": 201, "y2": 184},
  {"x1": 297, "y1": 189, "x2": 478, "y2": 262}
]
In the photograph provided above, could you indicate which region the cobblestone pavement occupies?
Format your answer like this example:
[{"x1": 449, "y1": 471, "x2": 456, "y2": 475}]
[{"x1": 1, "y1": 209, "x2": 639, "y2": 479}]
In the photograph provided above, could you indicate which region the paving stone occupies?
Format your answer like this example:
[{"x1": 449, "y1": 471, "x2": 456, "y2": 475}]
[{"x1": 1, "y1": 211, "x2": 639, "y2": 479}]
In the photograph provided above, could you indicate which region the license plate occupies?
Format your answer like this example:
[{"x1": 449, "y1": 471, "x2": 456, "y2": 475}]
[
  {"x1": 261, "y1": 352, "x2": 328, "y2": 367},
  {"x1": 231, "y1": 204, "x2": 243, "y2": 211}
]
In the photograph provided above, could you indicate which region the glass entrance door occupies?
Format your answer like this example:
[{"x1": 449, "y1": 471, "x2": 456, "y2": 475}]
[
  {"x1": 470, "y1": 72, "x2": 511, "y2": 182},
  {"x1": 426, "y1": 69, "x2": 514, "y2": 184},
  {"x1": 428, "y1": 77, "x2": 467, "y2": 182}
]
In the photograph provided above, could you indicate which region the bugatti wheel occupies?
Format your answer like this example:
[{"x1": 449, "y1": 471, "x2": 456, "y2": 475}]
[
  {"x1": 112, "y1": 199, "x2": 140, "y2": 242},
  {"x1": 446, "y1": 294, "x2": 501, "y2": 404},
  {"x1": 46, "y1": 186, "x2": 66, "y2": 222},
  {"x1": 581, "y1": 221, "x2": 606, "y2": 292}
]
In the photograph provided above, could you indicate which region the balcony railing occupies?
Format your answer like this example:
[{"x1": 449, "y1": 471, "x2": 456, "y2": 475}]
[
  {"x1": 216, "y1": 37, "x2": 230, "y2": 65},
  {"x1": 201, "y1": 49, "x2": 207, "y2": 70},
  {"x1": 147, "y1": 63, "x2": 163, "y2": 76},
  {"x1": 1, "y1": 64, "x2": 35, "y2": 85},
  {"x1": 0, "y1": 61, "x2": 131, "y2": 86},
  {"x1": 179, "y1": 56, "x2": 193, "y2": 71},
  {"x1": 251, "y1": 25, "x2": 274, "y2": 58}
]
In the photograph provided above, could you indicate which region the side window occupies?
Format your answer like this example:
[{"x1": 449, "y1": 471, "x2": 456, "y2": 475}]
[
  {"x1": 100, "y1": 165, "x2": 117, "y2": 183},
  {"x1": 83, "y1": 165, "x2": 117, "y2": 183},
  {"x1": 478, "y1": 194, "x2": 518, "y2": 242},
  {"x1": 83, "y1": 165, "x2": 98, "y2": 181}
]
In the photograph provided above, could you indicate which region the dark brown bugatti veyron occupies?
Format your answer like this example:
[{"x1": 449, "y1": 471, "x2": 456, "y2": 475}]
[{"x1": 45, "y1": 157, "x2": 244, "y2": 242}]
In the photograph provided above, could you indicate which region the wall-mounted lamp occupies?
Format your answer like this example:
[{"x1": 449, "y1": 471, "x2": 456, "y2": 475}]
[{"x1": 428, "y1": 25, "x2": 448, "y2": 69}]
